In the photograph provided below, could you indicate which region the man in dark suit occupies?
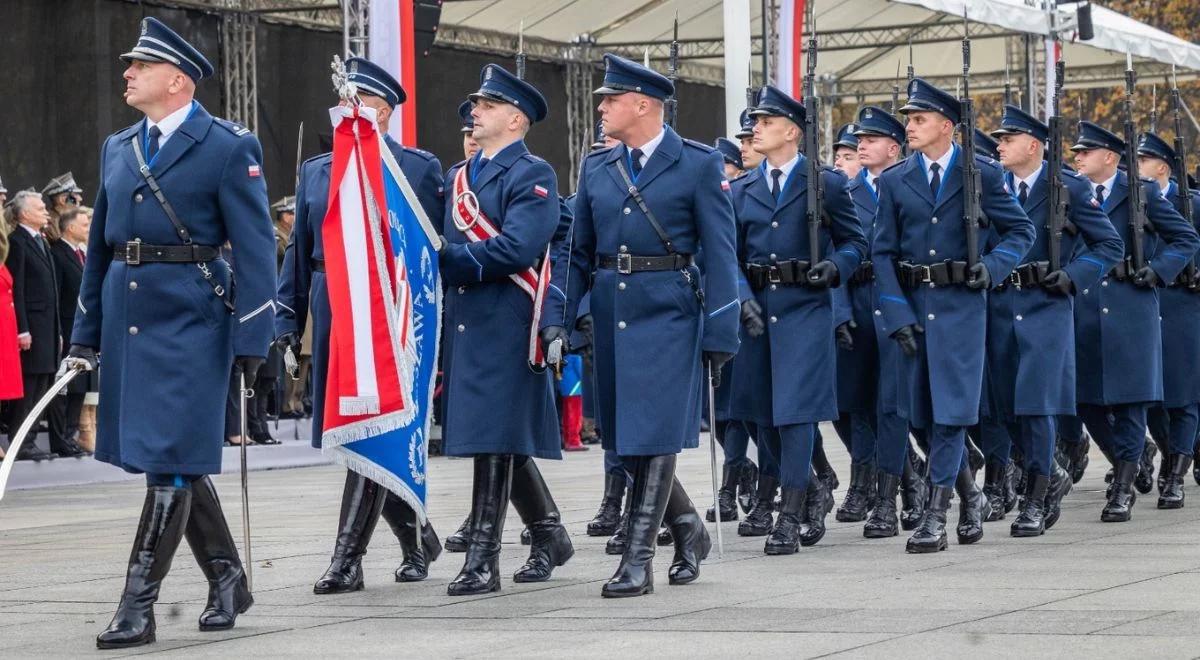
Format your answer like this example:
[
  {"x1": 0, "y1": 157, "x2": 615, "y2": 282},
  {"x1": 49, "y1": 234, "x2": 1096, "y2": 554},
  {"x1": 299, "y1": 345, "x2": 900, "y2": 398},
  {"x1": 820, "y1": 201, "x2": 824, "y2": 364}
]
[
  {"x1": 46, "y1": 208, "x2": 91, "y2": 457},
  {"x1": 4, "y1": 190, "x2": 60, "y2": 461}
]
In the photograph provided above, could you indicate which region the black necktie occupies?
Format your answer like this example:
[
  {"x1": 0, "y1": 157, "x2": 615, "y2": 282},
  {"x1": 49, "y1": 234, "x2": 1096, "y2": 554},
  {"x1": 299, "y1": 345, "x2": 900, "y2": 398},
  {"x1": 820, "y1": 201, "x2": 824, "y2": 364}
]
[
  {"x1": 474, "y1": 156, "x2": 489, "y2": 181},
  {"x1": 1018, "y1": 181, "x2": 1029, "y2": 206},
  {"x1": 630, "y1": 148, "x2": 644, "y2": 177},
  {"x1": 146, "y1": 125, "x2": 162, "y2": 161},
  {"x1": 34, "y1": 234, "x2": 46, "y2": 256},
  {"x1": 1095, "y1": 184, "x2": 1106, "y2": 207},
  {"x1": 929, "y1": 162, "x2": 941, "y2": 199},
  {"x1": 771, "y1": 168, "x2": 783, "y2": 200}
]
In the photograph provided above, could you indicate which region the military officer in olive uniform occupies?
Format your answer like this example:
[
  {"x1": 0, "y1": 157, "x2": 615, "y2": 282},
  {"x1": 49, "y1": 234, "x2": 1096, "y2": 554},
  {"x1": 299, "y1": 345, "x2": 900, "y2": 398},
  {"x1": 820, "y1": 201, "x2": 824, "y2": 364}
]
[{"x1": 66, "y1": 18, "x2": 276, "y2": 648}]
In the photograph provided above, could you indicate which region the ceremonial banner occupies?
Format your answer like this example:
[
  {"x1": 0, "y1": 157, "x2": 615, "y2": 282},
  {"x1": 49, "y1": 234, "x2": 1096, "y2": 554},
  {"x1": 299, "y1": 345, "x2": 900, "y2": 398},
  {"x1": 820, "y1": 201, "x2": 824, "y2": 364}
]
[
  {"x1": 321, "y1": 103, "x2": 441, "y2": 521},
  {"x1": 369, "y1": 0, "x2": 418, "y2": 145},
  {"x1": 774, "y1": 0, "x2": 805, "y2": 98}
]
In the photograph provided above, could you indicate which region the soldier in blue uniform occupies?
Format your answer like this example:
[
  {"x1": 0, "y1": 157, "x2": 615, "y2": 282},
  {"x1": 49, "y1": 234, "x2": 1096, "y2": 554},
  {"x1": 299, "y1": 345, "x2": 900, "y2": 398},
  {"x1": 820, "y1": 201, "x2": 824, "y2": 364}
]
[
  {"x1": 274, "y1": 58, "x2": 444, "y2": 594},
  {"x1": 1069, "y1": 121, "x2": 1199, "y2": 521},
  {"x1": 832, "y1": 122, "x2": 862, "y2": 180},
  {"x1": 64, "y1": 18, "x2": 276, "y2": 648},
  {"x1": 438, "y1": 64, "x2": 573, "y2": 595},
  {"x1": 987, "y1": 105, "x2": 1124, "y2": 535},
  {"x1": 874, "y1": 79, "x2": 1036, "y2": 553},
  {"x1": 729, "y1": 85, "x2": 868, "y2": 554},
  {"x1": 1137, "y1": 132, "x2": 1200, "y2": 508},
  {"x1": 542, "y1": 54, "x2": 738, "y2": 596},
  {"x1": 832, "y1": 107, "x2": 927, "y2": 537}
]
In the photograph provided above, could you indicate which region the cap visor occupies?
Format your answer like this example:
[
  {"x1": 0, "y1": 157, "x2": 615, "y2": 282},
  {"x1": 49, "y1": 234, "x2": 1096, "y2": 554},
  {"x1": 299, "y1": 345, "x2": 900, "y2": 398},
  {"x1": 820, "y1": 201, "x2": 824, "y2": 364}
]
[
  {"x1": 120, "y1": 50, "x2": 167, "y2": 64},
  {"x1": 989, "y1": 127, "x2": 1025, "y2": 139},
  {"x1": 592, "y1": 86, "x2": 627, "y2": 96}
]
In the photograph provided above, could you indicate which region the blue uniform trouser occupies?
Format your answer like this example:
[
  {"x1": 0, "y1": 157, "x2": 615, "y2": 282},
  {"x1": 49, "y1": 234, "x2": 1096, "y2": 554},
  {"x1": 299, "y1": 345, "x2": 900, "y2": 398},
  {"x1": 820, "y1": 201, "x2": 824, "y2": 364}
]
[
  {"x1": 146, "y1": 473, "x2": 202, "y2": 487},
  {"x1": 1058, "y1": 414, "x2": 1084, "y2": 446},
  {"x1": 721, "y1": 420, "x2": 754, "y2": 466},
  {"x1": 1009, "y1": 415, "x2": 1057, "y2": 477},
  {"x1": 1078, "y1": 403, "x2": 1148, "y2": 464},
  {"x1": 920, "y1": 423, "x2": 968, "y2": 488},
  {"x1": 1147, "y1": 403, "x2": 1200, "y2": 456},
  {"x1": 750, "y1": 422, "x2": 780, "y2": 481},
  {"x1": 758, "y1": 423, "x2": 815, "y2": 491},
  {"x1": 832, "y1": 412, "x2": 877, "y2": 467},
  {"x1": 604, "y1": 449, "x2": 625, "y2": 478},
  {"x1": 979, "y1": 418, "x2": 1013, "y2": 466},
  {"x1": 875, "y1": 411, "x2": 911, "y2": 477}
]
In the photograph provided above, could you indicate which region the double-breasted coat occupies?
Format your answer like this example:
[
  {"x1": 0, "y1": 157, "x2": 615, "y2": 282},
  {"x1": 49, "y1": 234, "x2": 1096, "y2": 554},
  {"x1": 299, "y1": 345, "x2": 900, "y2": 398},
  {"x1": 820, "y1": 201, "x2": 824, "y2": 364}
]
[
  {"x1": 873, "y1": 146, "x2": 1036, "y2": 428},
  {"x1": 543, "y1": 127, "x2": 741, "y2": 456},
  {"x1": 72, "y1": 103, "x2": 277, "y2": 475}
]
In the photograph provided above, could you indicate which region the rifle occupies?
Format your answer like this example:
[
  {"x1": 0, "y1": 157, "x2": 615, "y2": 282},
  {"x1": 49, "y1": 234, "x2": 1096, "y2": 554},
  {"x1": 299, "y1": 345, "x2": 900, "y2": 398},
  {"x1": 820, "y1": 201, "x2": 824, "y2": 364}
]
[
  {"x1": 1123, "y1": 52, "x2": 1148, "y2": 270},
  {"x1": 665, "y1": 15, "x2": 679, "y2": 128},
  {"x1": 1170, "y1": 65, "x2": 1197, "y2": 286},
  {"x1": 803, "y1": 0, "x2": 824, "y2": 268},
  {"x1": 959, "y1": 11, "x2": 983, "y2": 273},
  {"x1": 1150, "y1": 85, "x2": 1158, "y2": 133},
  {"x1": 892, "y1": 59, "x2": 901, "y2": 115},
  {"x1": 1047, "y1": 59, "x2": 1071, "y2": 272},
  {"x1": 1003, "y1": 59, "x2": 1013, "y2": 107}
]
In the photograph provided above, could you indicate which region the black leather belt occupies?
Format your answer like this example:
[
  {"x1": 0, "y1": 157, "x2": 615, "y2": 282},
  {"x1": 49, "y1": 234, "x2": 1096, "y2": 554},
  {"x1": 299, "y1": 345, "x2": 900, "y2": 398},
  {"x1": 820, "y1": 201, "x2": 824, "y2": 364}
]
[
  {"x1": 896, "y1": 260, "x2": 970, "y2": 288},
  {"x1": 113, "y1": 241, "x2": 220, "y2": 265},
  {"x1": 995, "y1": 261, "x2": 1050, "y2": 290},
  {"x1": 744, "y1": 260, "x2": 812, "y2": 290},
  {"x1": 597, "y1": 253, "x2": 692, "y2": 274},
  {"x1": 312, "y1": 259, "x2": 326, "y2": 272},
  {"x1": 850, "y1": 260, "x2": 874, "y2": 284}
]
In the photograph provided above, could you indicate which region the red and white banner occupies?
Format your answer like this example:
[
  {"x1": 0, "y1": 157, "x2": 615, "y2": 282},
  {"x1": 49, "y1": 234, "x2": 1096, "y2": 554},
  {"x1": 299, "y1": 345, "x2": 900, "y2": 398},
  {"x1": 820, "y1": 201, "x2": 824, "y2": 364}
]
[
  {"x1": 321, "y1": 104, "x2": 413, "y2": 431},
  {"x1": 774, "y1": 0, "x2": 805, "y2": 98},
  {"x1": 369, "y1": 0, "x2": 417, "y2": 145}
]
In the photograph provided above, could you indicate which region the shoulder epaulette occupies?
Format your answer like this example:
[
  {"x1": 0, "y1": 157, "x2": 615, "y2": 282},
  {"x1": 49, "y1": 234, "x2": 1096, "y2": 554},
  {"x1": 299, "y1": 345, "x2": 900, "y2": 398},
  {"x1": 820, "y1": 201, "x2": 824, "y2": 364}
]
[
  {"x1": 681, "y1": 138, "x2": 715, "y2": 153},
  {"x1": 214, "y1": 118, "x2": 252, "y2": 137}
]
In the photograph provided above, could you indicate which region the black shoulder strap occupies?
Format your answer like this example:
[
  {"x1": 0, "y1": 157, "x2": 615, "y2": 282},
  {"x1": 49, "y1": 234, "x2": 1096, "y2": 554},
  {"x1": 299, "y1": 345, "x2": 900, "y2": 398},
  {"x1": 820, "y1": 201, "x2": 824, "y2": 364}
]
[
  {"x1": 130, "y1": 136, "x2": 234, "y2": 312},
  {"x1": 615, "y1": 159, "x2": 676, "y2": 254}
]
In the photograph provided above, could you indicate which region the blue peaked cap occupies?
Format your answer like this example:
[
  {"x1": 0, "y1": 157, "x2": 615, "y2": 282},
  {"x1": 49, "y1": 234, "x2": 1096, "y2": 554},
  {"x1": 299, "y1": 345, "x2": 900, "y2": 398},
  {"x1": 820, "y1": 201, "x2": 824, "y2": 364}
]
[{"x1": 120, "y1": 17, "x2": 214, "y2": 82}]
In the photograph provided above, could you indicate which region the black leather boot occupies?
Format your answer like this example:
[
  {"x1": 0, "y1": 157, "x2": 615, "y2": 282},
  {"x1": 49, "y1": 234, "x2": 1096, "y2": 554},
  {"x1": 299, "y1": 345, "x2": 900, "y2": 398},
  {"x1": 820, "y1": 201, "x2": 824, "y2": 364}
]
[
  {"x1": 1157, "y1": 453, "x2": 1172, "y2": 495},
  {"x1": 606, "y1": 493, "x2": 633, "y2": 555},
  {"x1": 1135, "y1": 442, "x2": 1157, "y2": 495},
  {"x1": 603, "y1": 455, "x2": 675, "y2": 598},
  {"x1": 588, "y1": 472, "x2": 625, "y2": 536},
  {"x1": 906, "y1": 485, "x2": 952, "y2": 554},
  {"x1": 657, "y1": 526, "x2": 674, "y2": 546},
  {"x1": 899, "y1": 455, "x2": 926, "y2": 531},
  {"x1": 186, "y1": 477, "x2": 252, "y2": 631},
  {"x1": 1193, "y1": 447, "x2": 1200, "y2": 486},
  {"x1": 1158, "y1": 454, "x2": 1191, "y2": 509},
  {"x1": 1101, "y1": 460, "x2": 1138, "y2": 522},
  {"x1": 981, "y1": 460, "x2": 1007, "y2": 522},
  {"x1": 664, "y1": 477, "x2": 711, "y2": 585},
  {"x1": 706, "y1": 464, "x2": 740, "y2": 522},
  {"x1": 864, "y1": 471, "x2": 901, "y2": 538},
  {"x1": 955, "y1": 467, "x2": 991, "y2": 545},
  {"x1": 737, "y1": 458, "x2": 758, "y2": 513},
  {"x1": 96, "y1": 487, "x2": 191, "y2": 649},
  {"x1": 799, "y1": 474, "x2": 832, "y2": 546},
  {"x1": 765, "y1": 487, "x2": 806, "y2": 554},
  {"x1": 1068, "y1": 436, "x2": 1090, "y2": 484},
  {"x1": 448, "y1": 455, "x2": 512, "y2": 595},
  {"x1": 380, "y1": 493, "x2": 441, "y2": 582},
  {"x1": 1043, "y1": 463, "x2": 1073, "y2": 530},
  {"x1": 444, "y1": 516, "x2": 470, "y2": 553},
  {"x1": 313, "y1": 472, "x2": 387, "y2": 594},
  {"x1": 836, "y1": 462, "x2": 875, "y2": 522},
  {"x1": 510, "y1": 457, "x2": 574, "y2": 583},
  {"x1": 812, "y1": 445, "x2": 839, "y2": 492},
  {"x1": 1010, "y1": 473, "x2": 1050, "y2": 537},
  {"x1": 738, "y1": 475, "x2": 778, "y2": 536}
]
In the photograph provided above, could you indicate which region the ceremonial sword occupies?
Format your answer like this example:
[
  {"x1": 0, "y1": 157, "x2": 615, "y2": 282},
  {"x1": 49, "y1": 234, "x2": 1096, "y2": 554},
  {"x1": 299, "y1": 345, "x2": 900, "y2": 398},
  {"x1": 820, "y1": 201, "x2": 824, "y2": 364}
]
[
  {"x1": 239, "y1": 371, "x2": 254, "y2": 591},
  {"x1": 0, "y1": 365, "x2": 85, "y2": 502}
]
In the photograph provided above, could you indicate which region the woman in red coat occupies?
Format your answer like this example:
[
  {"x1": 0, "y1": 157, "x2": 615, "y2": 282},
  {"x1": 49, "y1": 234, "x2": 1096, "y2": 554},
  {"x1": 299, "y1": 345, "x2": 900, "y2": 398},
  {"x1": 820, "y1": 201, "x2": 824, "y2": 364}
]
[{"x1": 1, "y1": 228, "x2": 26, "y2": 460}]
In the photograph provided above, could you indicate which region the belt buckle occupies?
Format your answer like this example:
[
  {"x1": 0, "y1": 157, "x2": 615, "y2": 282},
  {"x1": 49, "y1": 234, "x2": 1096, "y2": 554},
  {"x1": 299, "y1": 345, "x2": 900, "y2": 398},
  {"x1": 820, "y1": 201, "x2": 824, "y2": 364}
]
[
  {"x1": 617, "y1": 253, "x2": 632, "y2": 275},
  {"x1": 767, "y1": 267, "x2": 782, "y2": 284},
  {"x1": 126, "y1": 239, "x2": 142, "y2": 266},
  {"x1": 914, "y1": 264, "x2": 932, "y2": 284}
]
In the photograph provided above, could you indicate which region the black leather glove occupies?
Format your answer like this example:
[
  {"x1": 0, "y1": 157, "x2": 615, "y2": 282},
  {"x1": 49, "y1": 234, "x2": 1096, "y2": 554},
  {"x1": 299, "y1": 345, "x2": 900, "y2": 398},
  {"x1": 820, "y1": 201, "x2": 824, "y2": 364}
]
[
  {"x1": 1041, "y1": 270, "x2": 1075, "y2": 296},
  {"x1": 740, "y1": 299, "x2": 765, "y2": 338},
  {"x1": 835, "y1": 321, "x2": 855, "y2": 351},
  {"x1": 236, "y1": 356, "x2": 265, "y2": 385},
  {"x1": 540, "y1": 325, "x2": 569, "y2": 360},
  {"x1": 891, "y1": 324, "x2": 924, "y2": 357},
  {"x1": 966, "y1": 262, "x2": 991, "y2": 290},
  {"x1": 705, "y1": 351, "x2": 735, "y2": 388},
  {"x1": 274, "y1": 331, "x2": 302, "y2": 355},
  {"x1": 575, "y1": 314, "x2": 593, "y2": 335},
  {"x1": 1133, "y1": 264, "x2": 1161, "y2": 288},
  {"x1": 806, "y1": 260, "x2": 841, "y2": 289},
  {"x1": 66, "y1": 344, "x2": 98, "y2": 371}
]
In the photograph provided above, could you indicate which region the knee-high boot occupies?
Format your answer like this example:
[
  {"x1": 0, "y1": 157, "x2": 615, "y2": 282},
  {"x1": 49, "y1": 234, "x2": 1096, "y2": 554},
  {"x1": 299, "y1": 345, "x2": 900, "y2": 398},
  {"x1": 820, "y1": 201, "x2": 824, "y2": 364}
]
[
  {"x1": 380, "y1": 493, "x2": 442, "y2": 582},
  {"x1": 186, "y1": 477, "x2": 253, "y2": 631},
  {"x1": 510, "y1": 457, "x2": 574, "y2": 583},
  {"x1": 313, "y1": 471, "x2": 387, "y2": 594},
  {"x1": 448, "y1": 455, "x2": 513, "y2": 595},
  {"x1": 602, "y1": 455, "x2": 675, "y2": 598}
]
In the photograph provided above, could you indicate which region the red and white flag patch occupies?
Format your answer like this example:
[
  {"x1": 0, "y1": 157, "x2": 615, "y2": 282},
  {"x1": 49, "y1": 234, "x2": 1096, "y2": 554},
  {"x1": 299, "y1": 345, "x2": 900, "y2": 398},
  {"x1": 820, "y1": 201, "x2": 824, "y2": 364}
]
[
  {"x1": 248, "y1": 164, "x2": 261, "y2": 178},
  {"x1": 720, "y1": 180, "x2": 731, "y2": 191},
  {"x1": 532, "y1": 184, "x2": 549, "y2": 199}
]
